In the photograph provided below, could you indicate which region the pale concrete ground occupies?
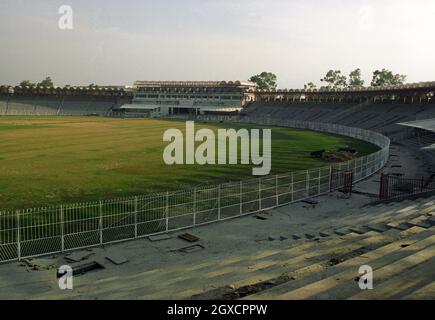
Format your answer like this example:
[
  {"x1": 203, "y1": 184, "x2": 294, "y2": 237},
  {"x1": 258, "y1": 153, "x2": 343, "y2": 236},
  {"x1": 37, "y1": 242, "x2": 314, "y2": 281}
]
[
  {"x1": 0, "y1": 143, "x2": 434, "y2": 300},
  {"x1": 355, "y1": 141, "x2": 435, "y2": 195}
]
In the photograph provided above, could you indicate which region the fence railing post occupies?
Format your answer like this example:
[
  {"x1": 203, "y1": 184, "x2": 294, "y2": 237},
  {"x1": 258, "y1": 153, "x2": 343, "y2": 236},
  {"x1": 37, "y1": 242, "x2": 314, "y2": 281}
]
[
  {"x1": 291, "y1": 172, "x2": 294, "y2": 202},
  {"x1": 134, "y1": 196, "x2": 138, "y2": 239},
  {"x1": 16, "y1": 210, "x2": 21, "y2": 261},
  {"x1": 165, "y1": 191, "x2": 169, "y2": 232},
  {"x1": 329, "y1": 166, "x2": 333, "y2": 192},
  {"x1": 239, "y1": 181, "x2": 243, "y2": 215},
  {"x1": 379, "y1": 174, "x2": 388, "y2": 199},
  {"x1": 306, "y1": 170, "x2": 310, "y2": 197},
  {"x1": 318, "y1": 169, "x2": 322, "y2": 194},
  {"x1": 275, "y1": 175, "x2": 279, "y2": 207},
  {"x1": 99, "y1": 201, "x2": 103, "y2": 245},
  {"x1": 60, "y1": 205, "x2": 64, "y2": 252},
  {"x1": 218, "y1": 185, "x2": 221, "y2": 220},
  {"x1": 258, "y1": 178, "x2": 262, "y2": 210},
  {"x1": 193, "y1": 188, "x2": 197, "y2": 226}
]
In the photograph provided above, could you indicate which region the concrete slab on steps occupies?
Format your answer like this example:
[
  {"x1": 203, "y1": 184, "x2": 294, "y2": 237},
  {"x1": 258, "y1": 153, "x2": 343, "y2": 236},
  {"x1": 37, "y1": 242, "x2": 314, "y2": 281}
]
[
  {"x1": 268, "y1": 235, "x2": 288, "y2": 241},
  {"x1": 389, "y1": 222, "x2": 414, "y2": 231},
  {"x1": 349, "y1": 226, "x2": 371, "y2": 234},
  {"x1": 334, "y1": 228, "x2": 352, "y2": 236},
  {"x1": 382, "y1": 228, "x2": 401, "y2": 235},
  {"x1": 105, "y1": 253, "x2": 128, "y2": 266},
  {"x1": 367, "y1": 224, "x2": 391, "y2": 233},
  {"x1": 409, "y1": 221, "x2": 432, "y2": 229},
  {"x1": 319, "y1": 232, "x2": 331, "y2": 238},
  {"x1": 255, "y1": 212, "x2": 273, "y2": 220},
  {"x1": 65, "y1": 251, "x2": 94, "y2": 263},
  {"x1": 427, "y1": 216, "x2": 435, "y2": 226},
  {"x1": 148, "y1": 234, "x2": 172, "y2": 242}
]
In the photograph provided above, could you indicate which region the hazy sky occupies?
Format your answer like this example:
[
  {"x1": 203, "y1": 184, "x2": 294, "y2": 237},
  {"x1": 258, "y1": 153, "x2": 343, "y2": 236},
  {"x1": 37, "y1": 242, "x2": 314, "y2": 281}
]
[{"x1": 0, "y1": 0, "x2": 434, "y2": 88}]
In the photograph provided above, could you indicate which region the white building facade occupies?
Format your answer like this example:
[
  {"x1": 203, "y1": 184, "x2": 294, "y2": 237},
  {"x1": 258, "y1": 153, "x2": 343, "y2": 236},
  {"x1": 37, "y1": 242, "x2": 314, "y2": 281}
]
[{"x1": 120, "y1": 81, "x2": 256, "y2": 117}]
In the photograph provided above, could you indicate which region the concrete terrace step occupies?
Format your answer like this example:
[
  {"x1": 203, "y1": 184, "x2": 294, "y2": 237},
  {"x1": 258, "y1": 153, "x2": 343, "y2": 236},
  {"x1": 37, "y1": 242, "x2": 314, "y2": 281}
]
[
  {"x1": 312, "y1": 229, "x2": 435, "y2": 300},
  {"x1": 318, "y1": 197, "x2": 435, "y2": 237},
  {"x1": 210, "y1": 233, "x2": 381, "y2": 295},
  {"x1": 334, "y1": 228, "x2": 353, "y2": 236},
  {"x1": 388, "y1": 222, "x2": 414, "y2": 231},
  {"x1": 349, "y1": 255, "x2": 435, "y2": 300},
  {"x1": 349, "y1": 226, "x2": 371, "y2": 234},
  {"x1": 331, "y1": 203, "x2": 418, "y2": 229},
  {"x1": 42, "y1": 232, "x2": 362, "y2": 300},
  {"x1": 407, "y1": 215, "x2": 433, "y2": 228},
  {"x1": 137, "y1": 231, "x2": 395, "y2": 299},
  {"x1": 193, "y1": 229, "x2": 423, "y2": 300},
  {"x1": 170, "y1": 233, "x2": 371, "y2": 299},
  {"x1": 367, "y1": 224, "x2": 391, "y2": 233},
  {"x1": 327, "y1": 205, "x2": 424, "y2": 237},
  {"x1": 373, "y1": 208, "x2": 420, "y2": 225},
  {"x1": 403, "y1": 281, "x2": 435, "y2": 300},
  {"x1": 246, "y1": 227, "x2": 433, "y2": 300},
  {"x1": 142, "y1": 200, "x2": 435, "y2": 298}
]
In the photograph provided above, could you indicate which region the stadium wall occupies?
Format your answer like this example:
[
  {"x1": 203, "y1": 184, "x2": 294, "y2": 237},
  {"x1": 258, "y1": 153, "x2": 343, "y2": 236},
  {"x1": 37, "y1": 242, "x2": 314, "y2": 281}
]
[{"x1": 0, "y1": 95, "x2": 131, "y2": 116}]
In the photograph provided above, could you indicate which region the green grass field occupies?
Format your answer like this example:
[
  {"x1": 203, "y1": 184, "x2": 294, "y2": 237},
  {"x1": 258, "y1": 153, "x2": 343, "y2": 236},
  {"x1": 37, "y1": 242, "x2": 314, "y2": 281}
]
[{"x1": 0, "y1": 116, "x2": 379, "y2": 210}]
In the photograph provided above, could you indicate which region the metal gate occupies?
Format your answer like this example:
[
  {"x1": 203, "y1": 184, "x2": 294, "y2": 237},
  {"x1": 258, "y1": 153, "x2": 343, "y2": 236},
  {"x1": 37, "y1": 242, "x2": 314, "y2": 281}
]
[
  {"x1": 378, "y1": 174, "x2": 435, "y2": 200},
  {"x1": 330, "y1": 170, "x2": 354, "y2": 194}
]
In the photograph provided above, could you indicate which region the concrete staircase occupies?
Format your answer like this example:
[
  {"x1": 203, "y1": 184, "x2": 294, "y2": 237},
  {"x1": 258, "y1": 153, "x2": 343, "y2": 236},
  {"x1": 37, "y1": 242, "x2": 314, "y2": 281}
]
[
  {"x1": 240, "y1": 197, "x2": 435, "y2": 300},
  {"x1": 4, "y1": 196, "x2": 434, "y2": 300}
]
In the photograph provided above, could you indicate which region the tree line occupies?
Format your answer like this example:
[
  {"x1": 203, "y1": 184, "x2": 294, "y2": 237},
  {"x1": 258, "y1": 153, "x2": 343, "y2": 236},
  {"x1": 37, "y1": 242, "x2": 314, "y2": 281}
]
[
  {"x1": 249, "y1": 69, "x2": 407, "y2": 91},
  {"x1": 16, "y1": 69, "x2": 408, "y2": 91},
  {"x1": 17, "y1": 77, "x2": 101, "y2": 88},
  {"x1": 19, "y1": 77, "x2": 54, "y2": 88}
]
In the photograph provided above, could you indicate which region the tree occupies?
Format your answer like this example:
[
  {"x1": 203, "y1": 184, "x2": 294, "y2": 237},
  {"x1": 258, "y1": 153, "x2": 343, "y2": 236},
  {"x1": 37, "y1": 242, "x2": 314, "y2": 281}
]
[
  {"x1": 89, "y1": 83, "x2": 99, "y2": 88},
  {"x1": 37, "y1": 77, "x2": 54, "y2": 87},
  {"x1": 304, "y1": 82, "x2": 317, "y2": 90},
  {"x1": 348, "y1": 68, "x2": 365, "y2": 87},
  {"x1": 249, "y1": 72, "x2": 277, "y2": 91},
  {"x1": 371, "y1": 69, "x2": 406, "y2": 87},
  {"x1": 19, "y1": 80, "x2": 35, "y2": 87},
  {"x1": 320, "y1": 70, "x2": 347, "y2": 89}
]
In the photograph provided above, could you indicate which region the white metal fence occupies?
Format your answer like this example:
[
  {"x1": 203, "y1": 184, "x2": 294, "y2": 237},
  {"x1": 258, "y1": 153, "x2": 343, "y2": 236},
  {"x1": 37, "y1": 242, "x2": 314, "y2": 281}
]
[{"x1": 0, "y1": 119, "x2": 390, "y2": 263}]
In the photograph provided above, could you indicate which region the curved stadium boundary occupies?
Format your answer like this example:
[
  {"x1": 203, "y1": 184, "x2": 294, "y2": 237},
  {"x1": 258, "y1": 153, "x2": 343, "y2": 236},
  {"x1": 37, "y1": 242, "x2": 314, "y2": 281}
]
[{"x1": 0, "y1": 119, "x2": 390, "y2": 263}]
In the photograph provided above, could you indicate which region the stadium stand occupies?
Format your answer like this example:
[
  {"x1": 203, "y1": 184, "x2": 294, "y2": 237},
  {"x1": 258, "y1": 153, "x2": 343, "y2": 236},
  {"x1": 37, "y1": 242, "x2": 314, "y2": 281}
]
[
  {"x1": 0, "y1": 97, "x2": 8, "y2": 115},
  {"x1": 0, "y1": 83, "x2": 434, "y2": 299},
  {"x1": 58, "y1": 97, "x2": 113, "y2": 116},
  {"x1": 241, "y1": 102, "x2": 435, "y2": 139},
  {"x1": 11, "y1": 96, "x2": 59, "y2": 115},
  {"x1": 0, "y1": 96, "x2": 128, "y2": 116},
  {"x1": 0, "y1": 86, "x2": 130, "y2": 116},
  {"x1": 1, "y1": 193, "x2": 433, "y2": 299},
  {"x1": 3, "y1": 97, "x2": 38, "y2": 115}
]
